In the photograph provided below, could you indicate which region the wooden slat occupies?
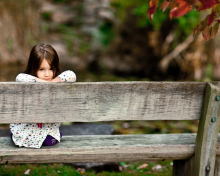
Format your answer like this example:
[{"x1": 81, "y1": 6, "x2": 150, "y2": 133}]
[
  {"x1": 1, "y1": 133, "x2": 220, "y2": 164},
  {"x1": 0, "y1": 134, "x2": 197, "y2": 164},
  {"x1": 214, "y1": 156, "x2": 220, "y2": 176},
  {"x1": 173, "y1": 156, "x2": 195, "y2": 176},
  {"x1": 195, "y1": 83, "x2": 220, "y2": 176},
  {"x1": 0, "y1": 81, "x2": 217, "y2": 123}
]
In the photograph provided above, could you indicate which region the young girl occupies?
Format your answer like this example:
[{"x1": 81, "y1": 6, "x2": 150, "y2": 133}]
[{"x1": 10, "y1": 44, "x2": 76, "y2": 148}]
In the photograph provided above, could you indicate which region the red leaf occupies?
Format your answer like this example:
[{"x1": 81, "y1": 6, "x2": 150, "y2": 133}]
[
  {"x1": 169, "y1": 1, "x2": 179, "y2": 12},
  {"x1": 211, "y1": 23, "x2": 219, "y2": 39},
  {"x1": 202, "y1": 26, "x2": 211, "y2": 41},
  {"x1": 159, "y1": 0, "x2": 169, "y2": 12},
  {"x1": 198, "y1": 0, "x2": 218, "y2": 11},
  {"x1": 207, "y1": 11, "x2": 216, "y2": 26},
  {"x1": 170, "y1": 0, "x2": 191, "y2": 19},
  {"x1": 148, "y1": 0, "x2": 159, "y2": 21}
]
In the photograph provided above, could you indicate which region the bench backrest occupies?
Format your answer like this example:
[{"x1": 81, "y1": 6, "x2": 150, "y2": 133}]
[{"x1": 0, "y1": 82, "x2": 215, "y2": 123}]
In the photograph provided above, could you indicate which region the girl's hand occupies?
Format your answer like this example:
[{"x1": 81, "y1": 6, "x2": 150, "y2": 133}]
[
  {"x1": 36, "y1": 78, "x2": 49, "y2": 82},
  {"x1": 51, "y1": 76, "x2": 62, "y2": 82}
]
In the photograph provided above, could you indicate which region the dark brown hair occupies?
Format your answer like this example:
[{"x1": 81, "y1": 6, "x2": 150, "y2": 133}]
[{"x1": 24, "y1": 44, "x2": 60, "y2": 78}]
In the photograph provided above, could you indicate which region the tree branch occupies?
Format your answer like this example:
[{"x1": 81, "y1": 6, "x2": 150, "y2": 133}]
[{"x1": 159, "y1": 34, "x2": 195, "y2": 72}]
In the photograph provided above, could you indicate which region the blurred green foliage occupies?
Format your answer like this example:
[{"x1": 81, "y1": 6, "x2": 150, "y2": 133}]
[
  {"x1": 201, "y1": 63, "x2": 214, "y2": 81},
  {"x1": 111, "y1": 0, "x2": 200, "y2": 36},
  {"x1": 42, "y1": 12, "x2": 53, "y2": 21},
  {"x1": 52, "y1": 0, "x2": 73, "y2": 4},
  {"x1": 98, "y1": 22, "x2": 115, "y2": 46},
  {"x1": 111, "y1": 120, "x2": 199, "y2": 135},
  {"x1": 48, "y1": 24, "x2": 91, "y2": 56},
  {"x1": 7, "y1": 37, "x2": 13, "y2": 53},
  {"x1": 111, "y1": 0, "x2": 168, "y2": 29}
]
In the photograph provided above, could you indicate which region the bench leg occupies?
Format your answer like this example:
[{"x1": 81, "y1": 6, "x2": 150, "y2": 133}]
[
  {"x1": 215, "y1": 156, "x2": 220, "y2": 176},
  {"x1": 172, "y1": 156, "x2": 195, "y2": 176},
  {"x1": 195, "y1": 83, "x2": 220, "y2": 176}
]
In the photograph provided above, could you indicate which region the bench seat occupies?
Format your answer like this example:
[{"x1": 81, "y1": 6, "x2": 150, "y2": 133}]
[{"x1": 1, "y1": 133, "x2": 219, "y2": 164}]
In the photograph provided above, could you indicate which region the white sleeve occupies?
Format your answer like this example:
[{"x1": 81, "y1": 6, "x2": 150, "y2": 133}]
[
  {"x1": 16, "y1": 73, "x2": 37, "y2": 82},
  {"x1": 58, "y1": 70, "x2": 76, "y2": 82}
]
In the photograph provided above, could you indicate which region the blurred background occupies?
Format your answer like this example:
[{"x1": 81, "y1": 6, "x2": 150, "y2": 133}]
[{"x1": 0, "y1": 0, "x2": 219, "y2": 83}]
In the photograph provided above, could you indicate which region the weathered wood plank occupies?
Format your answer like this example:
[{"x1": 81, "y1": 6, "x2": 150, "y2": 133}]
[
  {"x1": 195, "y1": 83, "x2": 220, "y2": 176},
  {"x1": 215, "y1": 156, "x2": 220, "y2": 176},
  {"x1": 0, "y1": 82, "x2": 219, "y2": 123},
  {"x1": 1, "y1": 133, "x2": 220, "y2": 164},
  {"x1": 0, "y1": 134, "x2": 197, "y2": 164},
  {"x1": 173, "y1": 156, "x2": 195, "y2": 176}
]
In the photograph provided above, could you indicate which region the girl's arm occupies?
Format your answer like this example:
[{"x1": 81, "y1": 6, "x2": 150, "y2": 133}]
[
  {"x1": 51, "y1": 70, "x2": 77, "y2": 83},
  {"x1": 16, "y1": 73, "x2": 47, "y2": 82}
]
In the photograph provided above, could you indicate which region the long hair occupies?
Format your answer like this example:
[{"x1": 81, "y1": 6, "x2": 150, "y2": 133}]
[{"x1": 24, "y1": 44, "x2": 60, "y2": 78}]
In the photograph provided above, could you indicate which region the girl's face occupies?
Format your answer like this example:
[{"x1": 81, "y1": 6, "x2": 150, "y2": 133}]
[{"x1": 36, "y1": 59, "x2": 54, "y2": 81}]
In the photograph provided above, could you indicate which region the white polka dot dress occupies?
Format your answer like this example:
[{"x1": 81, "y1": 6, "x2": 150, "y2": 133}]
[
  {"x1": 10, "y1": 123, "x2": 61, "y2": 148},
  {"x1": 11, "y1": 70, "x2": 76, "y2": 148}
]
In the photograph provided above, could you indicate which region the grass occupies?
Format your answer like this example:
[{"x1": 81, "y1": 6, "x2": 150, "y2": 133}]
[{"x1": 0, "y1": 161, "x2": 173, "y2": 176}]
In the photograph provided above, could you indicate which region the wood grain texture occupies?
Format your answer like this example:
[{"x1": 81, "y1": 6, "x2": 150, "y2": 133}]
[
  {"x1": 1, "y1": 133, "x2": 220, "y2": 164},
  {"x1": 195, "y1": 83, "x2": 220, "y2": 176},
  {"x1": 173, "y1": 156, "x2": 195, "y2": 176},
  {"x1": 0, "y1": 134, "x2": 197, "y2": 164},
  {"x1": 215, "y1": 156, "x2": 220, "y2": 176},
  {"x1": 0, "y1": 81, "x2": 219, "y2": 123}
]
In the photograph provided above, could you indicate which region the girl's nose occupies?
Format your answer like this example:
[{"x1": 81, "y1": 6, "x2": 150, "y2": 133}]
[{"x1": 45, "y1": 70, "x2": 49, "y2": 76}]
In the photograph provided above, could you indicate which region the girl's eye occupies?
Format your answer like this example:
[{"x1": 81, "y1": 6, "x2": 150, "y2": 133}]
[{"x1": 40, "y1": 69, "x2": 43, "y2": 71}]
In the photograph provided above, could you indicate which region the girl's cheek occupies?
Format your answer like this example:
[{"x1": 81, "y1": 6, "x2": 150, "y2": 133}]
[{"x1": 50, "y1": 70, "x2": 54, "y2": 76}]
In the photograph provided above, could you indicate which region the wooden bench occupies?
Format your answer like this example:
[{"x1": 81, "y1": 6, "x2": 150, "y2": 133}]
[{"x1": 0, "y1": 81, "x2": 220, "y2": 176}]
